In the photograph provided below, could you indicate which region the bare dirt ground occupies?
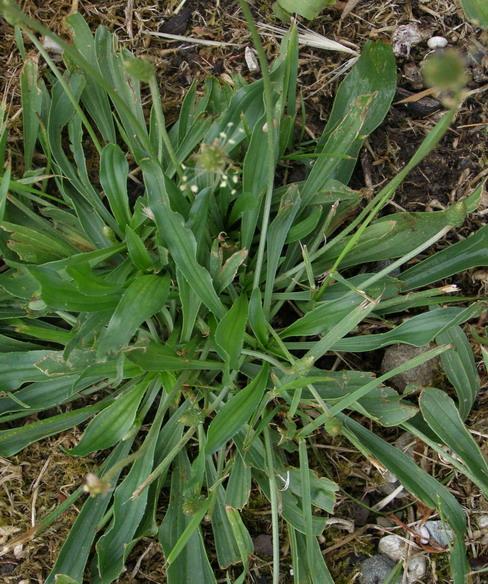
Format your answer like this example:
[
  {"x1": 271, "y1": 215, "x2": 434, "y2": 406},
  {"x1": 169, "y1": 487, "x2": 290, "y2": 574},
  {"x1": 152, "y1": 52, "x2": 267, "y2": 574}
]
[{"x1": 0, "y1": 1, "x2": 487, "y2": 582}]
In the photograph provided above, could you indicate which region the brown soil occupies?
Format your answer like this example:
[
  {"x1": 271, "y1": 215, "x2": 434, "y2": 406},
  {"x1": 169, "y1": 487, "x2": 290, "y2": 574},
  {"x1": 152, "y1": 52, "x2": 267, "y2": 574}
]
[{"x1": 0, "y1": 1, "x2": 487, "y2": 583}]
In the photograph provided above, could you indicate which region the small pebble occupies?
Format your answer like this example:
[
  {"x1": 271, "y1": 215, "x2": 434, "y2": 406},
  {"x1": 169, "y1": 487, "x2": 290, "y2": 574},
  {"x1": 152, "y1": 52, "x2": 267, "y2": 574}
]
[
  {"x1": 477, "y1": 514, "x2": 488, "y2": 529},
  {"x1": 377, "y1": 516, "x2": 396, "y2": 529},
  {"x1": 427, "y1": 36, "x2": 448, "y2": 49},
  {"x1": 406, "y1": 555, "x2": 427, "y2": 582},
  {"x1": 13, "y1": 543, "x2": 24, "y2": 559},
  {"x1": 419, "y1": 520, "x2": 454, "y2": 547},
  {"x1": 253, "y1": 533, "x2": 273, "y2": 557},
  {"x1": 359, "y1": 554, "x2": 399, "y2": 584},
  {"x1": 417, "y1": 525, "x2": 430, "y2": 545},
  {"x1": 403, "y1": 62, "x2": 424, "y2": 90},
  {"x1": 378, "y1": 534, "x2": 407, "y2": 561},
  {"x1": 381, "y1": 344, "x2": 438, "y2": 391}
]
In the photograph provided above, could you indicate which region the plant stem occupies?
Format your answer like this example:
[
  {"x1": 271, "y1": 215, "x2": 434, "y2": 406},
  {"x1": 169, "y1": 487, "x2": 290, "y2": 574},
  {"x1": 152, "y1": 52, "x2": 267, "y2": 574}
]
[
  {"x1": 149, "y1": 75, "x2": 182, "y2": 176},
  {"x1": 264, "y1": 426, "x2": 280, "y2": 584},
  {"x1": 239, "y1": 1, "x2": 276, "y2": 300}
]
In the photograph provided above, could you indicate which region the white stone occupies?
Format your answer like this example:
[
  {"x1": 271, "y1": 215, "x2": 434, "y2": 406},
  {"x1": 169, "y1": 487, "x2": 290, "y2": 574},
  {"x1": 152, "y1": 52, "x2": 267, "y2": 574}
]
[
  {"x1": 13, "y1": 543, "x2": 24, "y2": 559},
  {"x1": 378, "y1": 535, "x2": 406, "y2": 561},
  {"x1": 427, "y1": 36, "x2": 448, "y2": 49},
  {"x1": 417, "y1": 525, "x2": 430, "y2": 545},
  {"x1": 425, "y1": 520, "x2": 454, "y2": 547},
  {"x1": 478, "y1": 514, "x2": 488, "y2": 530},
  {"x1": 406, "y1": 555, "x2": 427, "y2": 582}
]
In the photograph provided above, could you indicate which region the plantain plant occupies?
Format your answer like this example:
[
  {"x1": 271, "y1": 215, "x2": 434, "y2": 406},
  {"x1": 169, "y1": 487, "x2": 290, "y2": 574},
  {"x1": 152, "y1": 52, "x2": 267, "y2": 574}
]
[{"x1": 0, "y1": 1, "x2": 487, "y2": 582}]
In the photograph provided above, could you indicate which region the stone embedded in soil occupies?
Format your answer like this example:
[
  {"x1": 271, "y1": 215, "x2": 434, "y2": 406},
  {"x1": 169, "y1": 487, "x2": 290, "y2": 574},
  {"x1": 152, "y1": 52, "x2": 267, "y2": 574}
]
[
  {"x1": 477, "y1": 514, "x2": 488, "y2": 530},
  {"x1": 378, "y1": 535, "x2": 407, "y2": 561},
  {"x1": 253, "y1": 533, "x2": 273, "y2": 557},
  {"x1": 349, "y1": 497, "x2": 371, "y2": 527},
  {"x1": 423, "y1": 520, "x2": 454, "y2": 547},
  {"x1": 159, "y1": 6, "x2": 192, "y2": 35},
  {"x1": 403, "y1": 62, "x2": 424, "y2": 90},
  {"x1": 427, "y1": 36, "x2": 448, "y2": 49},
  {"x1": 406, "y1": 555, "x2": 427, "y2": 582},
  {"x1": 359, "y1": 554, "x2": 400, "y2": 584},
  {"x1": 381, "y1": 344, "x2": 438, "y2": 391}
]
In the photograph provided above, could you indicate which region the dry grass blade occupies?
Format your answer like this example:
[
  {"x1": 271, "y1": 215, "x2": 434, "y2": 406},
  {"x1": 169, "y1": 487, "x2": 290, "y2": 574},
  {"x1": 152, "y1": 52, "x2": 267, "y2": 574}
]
[
  {"x1": 144, "y1": 30, "x2": 238, "y2": 48},
  {"x1": 258, "y1": 22, "x2": 359, "y2": 55}
]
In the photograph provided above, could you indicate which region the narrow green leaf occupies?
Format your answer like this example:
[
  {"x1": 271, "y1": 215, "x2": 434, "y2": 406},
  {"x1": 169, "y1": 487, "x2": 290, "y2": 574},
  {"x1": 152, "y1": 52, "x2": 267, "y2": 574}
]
[
  {"x1": 302, "y1": 94, "x2": 373, "y2": 205},
  {"x1": 177, "y1": 269, "x2": 201, "y2": 342},
  {"x1": 264, "y1": 185, "x2": 301, "y2": 312},
  {"x1": 100, "y1": 144, "x2": 131, "y2": 230},
  {"x1": 331, "y1": 304, "x2": 483, "y2": 352},
  {"x1": 215, "y1": 295, "x2": 248, "y2": 370},
  {"x1": 95, "y1": 393, "x2": 166, "y2": 583},
  {"x1": 225, "y1": 451, "x2": 252, "y2": 509},
  {"x1": 165, "y1": 501, "x2": 211, "y2": 568},
  {"x1": 400, "y1": 224, "x2": 488, "y2": 291},
  {"x1": 315, "y1": 205, "x2": 468, "y2": 272},
  {"x1": 125, "y1": 226, "x2": 154, "y2": 271},
  {"x1": 0, "y1": 349, "x2": 52, "y2": 390},
  {"x1": 45, "y1": 440, "x2": 135, "y2": 584},
  {"x1": 240, "y1": 115, "x2": 270, "y2": 250},
  {"x1": 285, "y1": 304, "x2": 485, "y2": 353},
  {"x1": 0, "y1": 376, "x2": 83, "y2": 417},
  {"x1": 206, "y1": 459, "x2": 241, "y2": 569},
  {"x1": 248, "y1": 288, "x2": 269, "y2": 346},
  {"x1": 20, "y1": 58, "x2": 42, "y2": 171},
  {"x1": 206, "y1": 366, "x2": 269, "y2": 454},
  {"x1": 0, "y1": 403, "x2": 104, "y2": 456},
  {"x1": 159, "y1": 453, "x2": 216, "y2": 584},
  {"x1": 97, "y1": 274, "x2": 170, "y2": 357},
  {"x1": 70, "y1": 379, "x2": 150, "y2": 456},
  {"x1": 298, "y1": 438, "x2": 316, "y2": 582},
  {"x1": 253, "y1": 468, "x2": 327, "y2": 536},
  {"x1": 214, "y1": 249, "x2": 248, "y2": 293},
  {"x1": 142, "y1": 159, "x2": 225, "y2": 318},
  {"x1": 54, "y1": 576, "x2": 80, "y2": 584},
  {"x1": 287, "y1": 468, "x2": 338, "y2": 514},
  {"x1": 127, "y1": 342, "x2": 223, "y2": 372},
  {"x1": 420, "y1": 387, "x2": 488, "y2": 496},
  {"x1": 298, "y1": 298, "x2": 377, "y2": 366},
  {"x1": 314, "y1": 41, "x2": 396, "y2": 184},
  {"x1": 0, "y1": 164, "x2": 10, "y2": 222},
  {"x1": 28, "y1": 267, "x2": 121, "y2": 312},
  {"x1": 66, "y1": 13, "x2": 116, "y2": 143},
  {"x1": 225, "y1": 507, "x2": 253, "y2": 573},
  {"x1": 281, "y1": 277, "x2": 399, "y2": 338},
  {"x1": 436, "y1": 325, "x2": 480, "y2": 419},
  {"x1": 2, "y1": 221, "x2": 76, "y2": 263},
  {"x1": 285, "y1": 204, "x2": 323, "y2": 244}
]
